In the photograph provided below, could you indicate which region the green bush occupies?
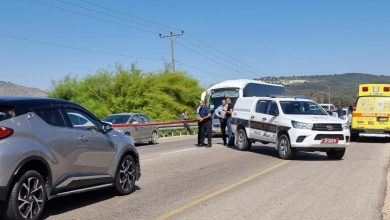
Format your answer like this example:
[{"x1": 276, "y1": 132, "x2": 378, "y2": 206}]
[{"x1": 49, "y1": 64, "x2": 204, "y2": 121}]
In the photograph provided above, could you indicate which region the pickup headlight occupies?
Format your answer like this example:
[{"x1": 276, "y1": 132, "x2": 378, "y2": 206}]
[
  {"x1": 291, "y1": 120, "x2": 313, "y2": 129},
  {"x1": 342, "y1": 123, "x2": 350, "y2": 130}
]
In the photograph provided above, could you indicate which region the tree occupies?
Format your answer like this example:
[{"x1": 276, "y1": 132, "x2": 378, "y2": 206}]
[{"x1": 49, "y1": 64, "x2": 204, "y2": 121}]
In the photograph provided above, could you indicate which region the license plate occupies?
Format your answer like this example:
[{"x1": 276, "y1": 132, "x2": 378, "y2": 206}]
[
  {"x1": 321, "y1": 138, "x2": 339, "y2": 144},
  {"x1": 377, "y1": 117, "x2": 388, "y2": 122}
]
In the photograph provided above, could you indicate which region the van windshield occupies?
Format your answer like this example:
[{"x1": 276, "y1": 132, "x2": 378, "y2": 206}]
[
  {"x1": 280, "y1": 101, "x2": 327, "y2": 115},
  {"x1": 0, "y1": 106, "x2": 16, "y2": 122},
  {"x1": 355, "y1": 96, "x2": 390, "y2": 113},
  {"x1": 209, "y1": 88, "x2": 239, "y2": 110}
]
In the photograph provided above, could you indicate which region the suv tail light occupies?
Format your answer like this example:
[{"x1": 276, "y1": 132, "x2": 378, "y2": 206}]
[{"x1": 0, "y1": 126, "x2": 14, "y2": 139}]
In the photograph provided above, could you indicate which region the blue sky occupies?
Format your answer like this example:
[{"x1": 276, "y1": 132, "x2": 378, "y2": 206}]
[{"x1": 0, "y1": 0, "x2": 389, "y2": 90}]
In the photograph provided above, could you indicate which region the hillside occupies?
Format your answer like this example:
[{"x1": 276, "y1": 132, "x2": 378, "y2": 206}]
[
  {"x1": 258, "y1": 73, "x2": 390, "y2": 106},
  {"x1": 0, "y1": 81, "x2": 47, "y2": 97}
]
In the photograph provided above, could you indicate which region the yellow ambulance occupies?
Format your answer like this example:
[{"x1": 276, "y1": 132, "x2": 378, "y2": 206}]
[{"x1": 351, "y1": 84, "x2": 390, "y2": 140}]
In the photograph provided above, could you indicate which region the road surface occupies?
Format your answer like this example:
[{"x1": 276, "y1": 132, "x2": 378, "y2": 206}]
[{"x1": 44, "y1": 136, "x2": 390, "y2": 220}]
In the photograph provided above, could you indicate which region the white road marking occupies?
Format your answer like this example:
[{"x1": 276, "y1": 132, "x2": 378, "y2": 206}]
[{"x1": 141, "y1": 148, "x2": 199, "y2": 160}]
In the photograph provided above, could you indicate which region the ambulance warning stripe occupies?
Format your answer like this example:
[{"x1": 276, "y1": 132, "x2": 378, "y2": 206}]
[{"x1": 353, "y1": 113, "x2": 390, "y2": 117}]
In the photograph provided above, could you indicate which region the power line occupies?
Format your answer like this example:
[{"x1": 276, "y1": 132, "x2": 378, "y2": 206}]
[
  {"x1": 30, "y1": 0, "x2": 159, "y2": 34},
  {"x1": 181, "y1": 36, "x2": 258, "y2": 78},
  {"x1": 78, "y1": 0, "x2": 181, "y2": 32},
  {"x1": 0, "y1": 33, "x2": 161, "y2": 61},
  {"x1": 186, "y1": 32, "x2": 264, "y2": 76},
  {"x1": 52, "y1": 1, "x2": 262, "y2": 77},
  {"x1": 30, "y1": 0, "x2": 262, "y2": 78},
  {"x1": 175, "y1": 60, "x2": 226, "y2": 78},
  {"x1": 56, "y1": 0, "x2": 170, "y2": 33},
  {"x1": 0, "y1": 32, "x2": 223, "y2": 78},
  {"x1": 176, "y1": 41, "x2": 243, "y2": 74}
]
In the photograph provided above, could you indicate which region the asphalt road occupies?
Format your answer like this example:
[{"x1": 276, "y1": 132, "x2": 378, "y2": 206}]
[{"x1": 45, "y1": 136, "x2": 390, "y2": 220}]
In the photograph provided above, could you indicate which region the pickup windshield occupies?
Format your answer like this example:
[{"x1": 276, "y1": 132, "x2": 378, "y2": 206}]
[{"x1": 280, "y1": 101, "x2": 327, "y2": 115}]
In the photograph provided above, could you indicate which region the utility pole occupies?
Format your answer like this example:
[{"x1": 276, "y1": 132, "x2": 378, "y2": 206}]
[
  {"x1": 328, "y1": 86, "x2": 331, "y2": 103},
  {"x1": 159, "y1": 31, "x2": 184, "y2": 73}
]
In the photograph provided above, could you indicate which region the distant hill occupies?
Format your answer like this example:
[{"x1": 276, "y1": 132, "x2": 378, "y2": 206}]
[
  {"x1": 258, "y1": 73, "x2": 390, "y2": 106},
  {"x1": 0, "y1": 81, "x2": 47, "y2": 97}
]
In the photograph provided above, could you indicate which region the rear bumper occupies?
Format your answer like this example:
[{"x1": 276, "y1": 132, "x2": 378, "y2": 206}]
[{"x1": 0, "y1": 186, "x2": 8, "y2": 201}]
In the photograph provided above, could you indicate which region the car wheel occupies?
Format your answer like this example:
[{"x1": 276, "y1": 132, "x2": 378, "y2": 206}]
[
  {"x1": 277, "y1": 134, "x2": 295, "y2": 160},
  {"x1": 326, "y1": 148, "x2": 345, "y2": 160},
  {"x1": 5, "y1": 170, "x2": 46, "y2": 220},
  {"x1": 149, "y1": 131, "x2": 158, "y2": 144},
  {"x1": 236, "y1": 128, "x2": 251, "y2": 151},
  {"x1": 114, "y1": 155, "x2": 136, "y2": 196}
]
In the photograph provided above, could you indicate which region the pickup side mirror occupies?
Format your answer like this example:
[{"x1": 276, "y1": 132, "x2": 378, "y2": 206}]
[
  {"x1": 102, "y1": 122, "x2": 113, "y2": 133},
  {"x1": 268, "y1": 111, "x2": 279, "y2": 116},
  {"x1": 131, "y1": 121, "x2": 138, "y2": 124}
]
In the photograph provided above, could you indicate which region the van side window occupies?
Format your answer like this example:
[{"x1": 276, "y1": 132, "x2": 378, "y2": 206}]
[
  {"x1": 268, "y1": 101, "x2": 279, "y2": 115},
  {"x1": 255, "y1": 100, "x2": 269, "y2": 114},
  {"x1": 35, "y1": 109, "x2": 66, "y2": 127}
]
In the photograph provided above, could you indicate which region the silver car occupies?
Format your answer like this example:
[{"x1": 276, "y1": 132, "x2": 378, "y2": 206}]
[
  {"x1": 103, "y1": 113, "x2": 159, "y2": 144},
  {"x1": 0, "y1": 97, "x2": 140, "y2": 220}
]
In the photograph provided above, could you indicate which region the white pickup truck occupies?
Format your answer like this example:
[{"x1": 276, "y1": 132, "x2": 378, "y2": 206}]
[{"x1": 231, "y1": 97, "x2": 350, "y2": 160}]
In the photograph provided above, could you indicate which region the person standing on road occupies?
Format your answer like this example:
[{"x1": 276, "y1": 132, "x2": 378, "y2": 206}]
[
  {"x1": 225, "y1": 98, "x2": 234, "y2": 146},
  {"x1": 197, "y1": 100, "x2": 212, "y2": 147},
  {"x1": 180, "y1": 109, "x2": 194, "y2": 135},
  {"x1": 215, "y1": 99, "x2": 228, "y2": 145}
]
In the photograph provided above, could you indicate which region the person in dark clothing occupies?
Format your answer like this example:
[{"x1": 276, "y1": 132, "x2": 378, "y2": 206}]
[
  {"x1": 225, "y1": 98, "x2": 234, "y2": 146},
  {"x1": 197, "y1": 100, "x2": 212, "y2": 147},
  {"x1": 180, "y1": 109, "x2": 194, "y2": 135},
  {"x1": 215, "y1": 100, "x2": 228, "y2": 145}
]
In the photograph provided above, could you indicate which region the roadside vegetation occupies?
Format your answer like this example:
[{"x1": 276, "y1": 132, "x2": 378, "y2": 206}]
[
  {"x1": 259, "y1": 73, "x2": 390, "y2": 106},
  {"x1": 49, "y1": 64, "x2": 203, "y2": 121}
]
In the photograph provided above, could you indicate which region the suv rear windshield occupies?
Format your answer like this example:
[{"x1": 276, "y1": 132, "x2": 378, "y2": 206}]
[
  {"x1": 280, "y1": 101, "x2": 327, "y2": 115},
  {"x1": 0, "y1": 106, "x2": 16, "y2": 121}
]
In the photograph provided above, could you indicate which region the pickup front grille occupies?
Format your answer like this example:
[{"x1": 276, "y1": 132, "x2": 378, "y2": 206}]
[
  {"x1": 314, "y1": 134, "x2": 344, "y2": 140},
  {"x1": 312, "y1": 123, "x2": 342, "y2": 131}
]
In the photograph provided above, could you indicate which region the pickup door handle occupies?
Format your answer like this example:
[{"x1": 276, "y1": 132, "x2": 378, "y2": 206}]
[
  {"x1": 251, "y1": 116, "x2": 255, "y2": 119},
  {"x1": 78, "y1": 135, "x2": 88, "y2": 142},
  {"x1": 262, "y1": 118, "x2": 267, "y2": 121}
]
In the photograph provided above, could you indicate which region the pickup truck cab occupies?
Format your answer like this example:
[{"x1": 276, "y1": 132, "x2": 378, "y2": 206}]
[{"x1": 232, "y1": 97, "x2": 350, "y2": 160}]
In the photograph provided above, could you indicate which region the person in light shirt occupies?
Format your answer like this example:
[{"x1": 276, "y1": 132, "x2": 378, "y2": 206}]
[{"x1": 215, "y1": 99, "x2": 228, "y2": 145}]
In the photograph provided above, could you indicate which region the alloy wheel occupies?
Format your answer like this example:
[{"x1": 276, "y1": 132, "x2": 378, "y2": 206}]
[
  {"x1": 17, "y1": 177, "x2": 44, "y2": 219},
  {"x1": 119, "y1": 158, "x2": 135, "y2": 192}
]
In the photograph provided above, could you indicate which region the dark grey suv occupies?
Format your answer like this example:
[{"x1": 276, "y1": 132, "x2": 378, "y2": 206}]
[{"x1": 0, "y1": 97, "x2": 140, "y2": 220}]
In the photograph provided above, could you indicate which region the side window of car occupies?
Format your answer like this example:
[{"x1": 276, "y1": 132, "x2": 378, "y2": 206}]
[
  {"x1": 255, "y1": 100, "x2": 269, "y2": 114},
  {"x1": 129, "y1": 115, "x2": 140, "y2": 124},
  {"x1": 35, "y1": 108, "x2": 66, "y2": 127},
  {"x1": 140, "y1": 115, "x2": 150, "y2": 123},
  {"x1": 64, "y1": 108, "x2": 100, "y2": 130},
  {"x1": 268, "y1": 101, "x2": 279, "y2": 115}
]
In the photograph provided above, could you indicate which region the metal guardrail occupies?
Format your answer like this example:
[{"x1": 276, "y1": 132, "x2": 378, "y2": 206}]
[{"x1": 112, "y1": 120, "x2": 199, "y2": 137}]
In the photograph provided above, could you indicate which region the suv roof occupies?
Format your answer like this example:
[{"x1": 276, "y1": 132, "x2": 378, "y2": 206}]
[
  {"x1": 0, "y1": 96, "x2": 85, "y2": 117},
  {"x1": 0, "y1": 96, "x2": 74, "y2": 106}
]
